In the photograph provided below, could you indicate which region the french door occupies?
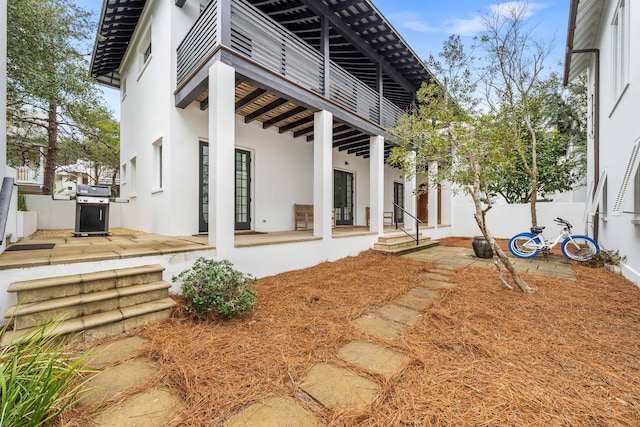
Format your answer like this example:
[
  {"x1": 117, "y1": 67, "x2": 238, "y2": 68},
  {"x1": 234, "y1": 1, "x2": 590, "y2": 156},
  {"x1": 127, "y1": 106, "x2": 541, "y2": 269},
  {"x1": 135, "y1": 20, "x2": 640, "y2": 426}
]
[
  {"x1": 334, "y1": 170, "x2": 354, "y2": 226},
  {"x1": 198, "y1": 143, "x2": 251, "y2": 232},
  {"x1": 394, "y1": 182, "x2": 404, "y2": 223}
]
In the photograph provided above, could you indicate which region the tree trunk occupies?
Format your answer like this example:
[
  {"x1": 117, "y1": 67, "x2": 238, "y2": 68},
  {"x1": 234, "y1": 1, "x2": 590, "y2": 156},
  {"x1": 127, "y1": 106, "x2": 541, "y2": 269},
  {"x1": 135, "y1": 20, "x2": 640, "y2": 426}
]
[
  {"x1": 524, "y1": 113, "x2": 538, "y2": 226},
  {"x1": 42, "y1": 100, "x2": 58, "y2": 195},
  {"x1": 470, "y1": 168, "x2": 535, "y2": 293}
]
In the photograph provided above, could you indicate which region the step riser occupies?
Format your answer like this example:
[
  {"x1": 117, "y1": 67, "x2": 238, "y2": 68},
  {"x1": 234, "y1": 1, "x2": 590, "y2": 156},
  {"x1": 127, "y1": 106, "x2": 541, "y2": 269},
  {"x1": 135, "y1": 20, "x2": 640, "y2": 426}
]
[
  {"x1": 375, "y1": 239, "x2": 431, "y2": 250},
  {"x1": 378, "y1": 234, "x2": 424, "y2": 244},
  {"x1": 13, "y1": 287, "x2": 170, "y2": 330}
]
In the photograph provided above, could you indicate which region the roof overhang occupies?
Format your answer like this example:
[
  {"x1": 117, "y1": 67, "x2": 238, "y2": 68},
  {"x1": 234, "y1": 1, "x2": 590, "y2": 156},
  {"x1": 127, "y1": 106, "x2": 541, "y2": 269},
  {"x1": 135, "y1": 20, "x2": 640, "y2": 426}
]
[
  {"x1": 563, "y1": 0, "x2": 604, "y2": 85},
  {"x1": 90, "y1": 0, "x2": 147, "y2": 89}
]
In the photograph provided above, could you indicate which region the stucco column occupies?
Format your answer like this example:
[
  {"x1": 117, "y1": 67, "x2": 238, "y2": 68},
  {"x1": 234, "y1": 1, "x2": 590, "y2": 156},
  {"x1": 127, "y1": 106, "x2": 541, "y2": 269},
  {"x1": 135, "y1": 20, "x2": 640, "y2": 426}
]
[
  {"x1": 313, "y1": 110, "x2": 332, "y2": 239},
  {"x1": 369, "y1": 135, "x2": 384, "y2": 234},
  {"x1": 208, "y1": 61, "x2": 236, "y2": 256},
  {"x1": 404, "y1": 150, "x2": 417, "y2": 225}
]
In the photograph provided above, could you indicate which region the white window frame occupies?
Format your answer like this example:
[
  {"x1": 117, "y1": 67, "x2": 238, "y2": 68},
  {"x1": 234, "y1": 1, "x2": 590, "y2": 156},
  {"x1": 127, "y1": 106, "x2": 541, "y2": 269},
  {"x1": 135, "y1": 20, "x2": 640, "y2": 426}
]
[
  {"x1": 137, "y1": 25, "x2": 152, "y2": 80},
  {"x1": 611, "y1": 0, "x2": 629, "y2": 106},
  {"x1": 634, "y1": 166, "x2": 640, "y2": 224},
  {"x1": 120, "y1": 163, "x2": 127, "y2": 185},
  {"x1": 129, "y1": 156, "x2": 137, "y2": 198},
  {"x1": 152, "y1": 138, "x2": 163, "y2": 193},
  {"x1": 601, "y1": 176, "x2": 608, "y2": 221}
]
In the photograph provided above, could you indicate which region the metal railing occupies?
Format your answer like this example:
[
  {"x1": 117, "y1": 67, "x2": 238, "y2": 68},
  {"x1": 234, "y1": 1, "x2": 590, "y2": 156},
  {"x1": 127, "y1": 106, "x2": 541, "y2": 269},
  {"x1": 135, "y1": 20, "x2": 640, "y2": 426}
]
[
  {"x1": 176, "y1": 0, "x2": 406, "y2": 128},
  {"x1": 393, "y1": 203, "x2": 422, "y2": 246}
]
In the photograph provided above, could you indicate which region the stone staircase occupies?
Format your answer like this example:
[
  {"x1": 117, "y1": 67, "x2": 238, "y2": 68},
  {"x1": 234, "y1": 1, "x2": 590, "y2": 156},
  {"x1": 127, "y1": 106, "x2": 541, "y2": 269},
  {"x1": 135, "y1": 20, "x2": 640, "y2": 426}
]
[
  {"x1": 2, "y1": 264, "x2": 175, "y2": 345},
  {"x1": 373, "y1": 231, "x2": 439, "y2": 255}
]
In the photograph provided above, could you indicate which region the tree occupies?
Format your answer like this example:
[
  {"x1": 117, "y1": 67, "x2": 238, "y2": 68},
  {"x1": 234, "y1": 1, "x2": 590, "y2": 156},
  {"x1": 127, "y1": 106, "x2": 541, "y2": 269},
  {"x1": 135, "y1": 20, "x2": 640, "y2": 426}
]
[
  {"x1": 7, "y1": 0, "x2": 106, "y2": 195},
  {"x1": 481, "y1": 2, "x2": 554, "y2": 225},
  {"x1": 59, "y1": 103, "x2": 120, "y2": 195},
  {"x1": 389, "y1": 35, "x2": 534, "y2": 292}
]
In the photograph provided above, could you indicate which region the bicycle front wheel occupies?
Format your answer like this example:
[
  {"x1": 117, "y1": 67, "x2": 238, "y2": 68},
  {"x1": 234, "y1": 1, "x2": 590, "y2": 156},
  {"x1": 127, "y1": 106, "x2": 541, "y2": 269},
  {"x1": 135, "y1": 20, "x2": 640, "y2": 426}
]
[
  {"x1": 508, "y1": 232, "x2": 540, "y2": 258},
  {"x1": 561, "y1": 235, "x2": 599, "y2": 261}
]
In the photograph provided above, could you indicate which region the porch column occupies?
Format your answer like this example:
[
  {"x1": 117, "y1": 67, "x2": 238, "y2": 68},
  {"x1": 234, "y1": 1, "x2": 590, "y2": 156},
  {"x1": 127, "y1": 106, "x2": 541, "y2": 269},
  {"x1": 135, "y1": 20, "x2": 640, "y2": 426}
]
[
  {"x1": 404, "y1": 151, "x2": 417, "y2": 224},
  {"x1": 208, "y1": 61, "x2": 236, "y2": 256},
  {"x1": 369, "y1": 135, "x2": 384, "y2": 234},
  {"x1": 313, "y1": 110, "x2": 332, "y2": 239}
]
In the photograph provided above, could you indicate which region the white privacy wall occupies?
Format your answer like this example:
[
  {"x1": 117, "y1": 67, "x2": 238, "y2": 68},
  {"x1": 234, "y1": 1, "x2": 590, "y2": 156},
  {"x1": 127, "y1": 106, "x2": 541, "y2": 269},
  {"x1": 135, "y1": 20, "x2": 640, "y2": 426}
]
[{"x1": 452, "y1": 201, "x2": 587, "y2": 239}]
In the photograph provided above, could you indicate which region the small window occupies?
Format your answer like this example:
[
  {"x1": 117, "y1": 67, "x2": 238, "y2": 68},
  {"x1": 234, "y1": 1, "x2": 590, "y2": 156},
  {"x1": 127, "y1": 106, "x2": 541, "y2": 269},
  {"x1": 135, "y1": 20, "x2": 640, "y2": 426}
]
[
  {"x1": 121, "y1": 76, "x2": 127, "y2": 100},
  {"x1": 138, "y1": 25, "x2": 152, "y2": 77},
  {"x1": 130, "y1": 156, "x2": 137, "y2": 197},
  {"x1": 153, "y1": 138, "x2": 163, "y2": 191},
  {"x1": 601, "y1": 176, "x2": 608, "y2": 221},
  {"x1": 634, "y1": 166, "x2": 640, "y2": 221},
  {"x1": 612, "y1": 0, "x2": 629, "y2": 99},
  {"x1": 121, "y1": 163, "x2": 127, "y2": 184}
]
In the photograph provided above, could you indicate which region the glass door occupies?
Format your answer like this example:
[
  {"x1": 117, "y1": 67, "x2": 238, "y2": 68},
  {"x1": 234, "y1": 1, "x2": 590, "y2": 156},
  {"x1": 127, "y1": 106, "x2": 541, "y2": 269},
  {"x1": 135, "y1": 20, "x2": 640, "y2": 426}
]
[{"x1": 334, "y1": 170, "x2": 354, "y2": 226}]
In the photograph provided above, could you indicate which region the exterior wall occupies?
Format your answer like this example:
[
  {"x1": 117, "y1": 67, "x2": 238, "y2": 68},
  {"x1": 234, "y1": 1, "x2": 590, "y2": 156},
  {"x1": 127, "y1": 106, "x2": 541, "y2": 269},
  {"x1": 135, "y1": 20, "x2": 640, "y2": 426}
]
[
  {"x1": 584, "y1": 1, "x2": 640, "y2": 285},
  {"x1": 24, "y1": 195, "x2": 123, "y2": 230}
]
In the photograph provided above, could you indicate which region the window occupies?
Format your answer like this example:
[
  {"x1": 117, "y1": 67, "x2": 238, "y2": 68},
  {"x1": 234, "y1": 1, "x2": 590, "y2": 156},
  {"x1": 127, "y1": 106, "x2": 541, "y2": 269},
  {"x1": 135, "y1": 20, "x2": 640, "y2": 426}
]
[
  {"x1": 634, "y1": 166, "x2": 640, "y2": 222},
  {"x1": 121, "y1": 75, "x2": 127, "y2": 100},
  {"x1": 121, "y1": 163, "x2": 127, "y2": 185},
  {"x1": 612, "y1": 0, "x2": 629, "y2": 99},
  {"x1": 601, "y1": 176, "x2": 608, "y2": 221},
  {"x1": 153, "y1": 138, "x2": 163, "y2": 191},
  {"x1": 130, "y1": 156, "x2": 137, "y2": 197},
  {"x1": 137, "y1": 26, "x2": 152, "y2": 78}
]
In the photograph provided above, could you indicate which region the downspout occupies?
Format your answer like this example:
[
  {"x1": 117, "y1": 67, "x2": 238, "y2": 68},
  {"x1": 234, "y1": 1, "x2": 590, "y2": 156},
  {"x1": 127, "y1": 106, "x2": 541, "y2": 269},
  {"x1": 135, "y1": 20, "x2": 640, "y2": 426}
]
[{"x1": 568, "y1": 48, "x2": 600, "y2": 241}]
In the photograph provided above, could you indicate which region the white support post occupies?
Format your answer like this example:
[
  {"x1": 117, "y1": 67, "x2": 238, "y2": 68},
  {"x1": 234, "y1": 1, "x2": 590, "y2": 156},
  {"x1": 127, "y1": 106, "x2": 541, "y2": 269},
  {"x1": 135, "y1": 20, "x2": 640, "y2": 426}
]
[
  {"x1": 208, "y1": 62, "x2": 236, "y2": 257},
  {"x1": 313, "y1": 110, "x2": 333, "y2": 239},
  {"x1": 369, "y1": 135, "x2": 384, "y2": 233},
  {"x1": 404, "y1": 151, "x2": 417, "y2": 224}
]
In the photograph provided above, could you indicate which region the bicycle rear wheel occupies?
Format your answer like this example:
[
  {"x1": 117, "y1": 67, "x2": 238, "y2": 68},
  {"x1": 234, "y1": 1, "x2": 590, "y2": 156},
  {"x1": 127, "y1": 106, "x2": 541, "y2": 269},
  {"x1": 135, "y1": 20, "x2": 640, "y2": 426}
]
[
  {"x1": 508, "y1": 232, "x2": 540, "y2": 258},
  {"x1": 561, "y1": 235, "x2": 599, "y2": 261}
]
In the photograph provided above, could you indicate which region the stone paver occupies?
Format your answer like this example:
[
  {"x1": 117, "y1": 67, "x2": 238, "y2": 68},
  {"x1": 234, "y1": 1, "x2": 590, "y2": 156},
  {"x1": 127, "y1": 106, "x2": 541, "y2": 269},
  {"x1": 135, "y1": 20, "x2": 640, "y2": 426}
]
[
  {"x1": 80, "y1": 358, "x2": 158, "y2": 406},
  {"x1": 93, "y1": 387, "x2": 184, "y2": 427},
  {"x1": 394, "y1": 290, "x2": 437, "y2": 310},
  {"x1": 338, "y1": 341, "x2": 409, "y2": 378},
  {"x1": 376, "y1": 303, "x2": 422, "y2": 326},
  {"x1": 225, "y1": 397, "x2": 322, "y2": 427},
  {"x1": 423, "y1": 279, "x2": 456, "y2": 289},
  {"x1": 352, "y1": 314, "x2": 406, "y2": 339},
  {"x1": 86, "y1": 335, "x2": 149, "y2": 368},
  {"x1": 299, "y1": 363, "x2": 380, "y2": 412}
]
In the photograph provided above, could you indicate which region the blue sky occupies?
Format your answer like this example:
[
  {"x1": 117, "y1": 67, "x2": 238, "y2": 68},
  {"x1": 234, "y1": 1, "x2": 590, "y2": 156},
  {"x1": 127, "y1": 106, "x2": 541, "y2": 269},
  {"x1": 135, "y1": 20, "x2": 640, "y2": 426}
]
[{"x1": 82, "y1": 0, "x2": 571, "y2": 120}]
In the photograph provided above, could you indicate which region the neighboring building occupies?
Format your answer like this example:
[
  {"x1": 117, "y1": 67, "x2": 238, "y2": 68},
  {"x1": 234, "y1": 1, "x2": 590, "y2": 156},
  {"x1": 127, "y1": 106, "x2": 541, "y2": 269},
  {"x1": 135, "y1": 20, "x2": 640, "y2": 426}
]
[
  {"x1": 564, "y1": 0, "x2": 640, "y2": 285},
  {"x1": 89, "y1": 0, "x2": 451, "y2": 276}
]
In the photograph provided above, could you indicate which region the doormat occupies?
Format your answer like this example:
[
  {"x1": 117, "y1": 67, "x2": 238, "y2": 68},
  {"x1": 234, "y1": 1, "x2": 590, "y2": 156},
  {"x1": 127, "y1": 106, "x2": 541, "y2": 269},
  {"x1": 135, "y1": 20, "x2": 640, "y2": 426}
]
[{"x1": 5, "y1": 243, "x2": 55, "y2": 251}]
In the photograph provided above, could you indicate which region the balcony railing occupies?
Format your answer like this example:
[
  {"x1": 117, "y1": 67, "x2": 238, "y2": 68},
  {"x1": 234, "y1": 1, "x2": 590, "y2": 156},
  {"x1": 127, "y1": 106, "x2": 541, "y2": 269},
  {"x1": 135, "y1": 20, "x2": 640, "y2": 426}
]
[
  {"x1": 176, "y1": 0, "x2": 405, "y2": 128},
  {"x1": 16, "y1": 167, "x2": 42, "y2": 184}
]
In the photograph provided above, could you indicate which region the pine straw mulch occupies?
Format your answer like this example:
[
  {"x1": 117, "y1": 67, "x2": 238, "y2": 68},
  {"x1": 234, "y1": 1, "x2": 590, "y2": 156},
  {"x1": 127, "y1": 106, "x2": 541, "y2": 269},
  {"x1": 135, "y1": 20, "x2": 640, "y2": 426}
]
[{"x1": 65, "y1": 241, "x2": 640, "y2": 426}]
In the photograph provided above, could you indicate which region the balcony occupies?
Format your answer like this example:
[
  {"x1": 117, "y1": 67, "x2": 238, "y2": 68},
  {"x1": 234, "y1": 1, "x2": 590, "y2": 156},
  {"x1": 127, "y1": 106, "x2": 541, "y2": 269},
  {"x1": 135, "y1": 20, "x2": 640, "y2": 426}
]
[{"x1": 176, "y1": 0, "x2": 404, "y2": 132}]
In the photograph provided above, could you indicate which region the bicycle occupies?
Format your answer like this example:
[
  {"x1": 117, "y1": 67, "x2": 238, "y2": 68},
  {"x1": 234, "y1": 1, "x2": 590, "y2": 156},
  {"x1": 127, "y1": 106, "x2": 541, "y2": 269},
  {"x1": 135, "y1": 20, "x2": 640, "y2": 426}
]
[{"x1": 508, "y1": 217, "x2": 600, "y2": 261}]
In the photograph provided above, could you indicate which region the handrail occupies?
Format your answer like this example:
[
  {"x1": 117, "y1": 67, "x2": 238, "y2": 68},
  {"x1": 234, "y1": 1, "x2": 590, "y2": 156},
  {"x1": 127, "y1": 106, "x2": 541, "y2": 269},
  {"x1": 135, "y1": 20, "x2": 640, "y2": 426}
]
[
  {"x1": 393, "y1": 203, "x2": 422, "y2": 246},
  {"x1": 0, "y1": 178, "x2": 16, "y2": 245}
]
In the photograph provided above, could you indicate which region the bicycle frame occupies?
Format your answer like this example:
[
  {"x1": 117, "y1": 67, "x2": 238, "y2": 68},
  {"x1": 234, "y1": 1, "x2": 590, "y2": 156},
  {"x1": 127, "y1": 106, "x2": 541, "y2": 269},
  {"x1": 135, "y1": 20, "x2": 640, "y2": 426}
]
[{"x1": 527, "y1": 227, "x2": 572, "y2": 254}]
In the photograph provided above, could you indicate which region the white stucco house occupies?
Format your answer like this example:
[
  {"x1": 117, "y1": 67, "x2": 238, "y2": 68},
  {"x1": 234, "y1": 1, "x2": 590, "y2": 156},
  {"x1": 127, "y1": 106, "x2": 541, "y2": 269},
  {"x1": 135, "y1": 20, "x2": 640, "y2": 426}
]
[
  {"x1": 89, "y1": 0, "x2": 453, "y2": 276},
  {"x1": 564, "y1": 0, "x2": 640, "y2": 285}
]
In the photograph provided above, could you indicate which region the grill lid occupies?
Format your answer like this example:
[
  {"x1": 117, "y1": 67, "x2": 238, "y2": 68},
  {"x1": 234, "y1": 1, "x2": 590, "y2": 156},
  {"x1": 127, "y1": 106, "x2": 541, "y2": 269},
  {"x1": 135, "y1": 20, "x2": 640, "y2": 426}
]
[{"x1": 76, "y1": 184, "x2": 111, "y2": 197}]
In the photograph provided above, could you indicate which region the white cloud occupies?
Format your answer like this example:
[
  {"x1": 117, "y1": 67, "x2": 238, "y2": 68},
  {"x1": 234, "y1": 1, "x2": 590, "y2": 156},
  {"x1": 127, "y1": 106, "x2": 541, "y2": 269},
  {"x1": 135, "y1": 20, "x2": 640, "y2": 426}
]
[
  {"x1": 444, "y1": 14, "x2": 485, "y2": 36},
  {"x1": 489, "y1": 2, "x2": 552, "y2": 19},
  {"x1": 389, "y1": 11, "x2": 439, "y2": 33}
]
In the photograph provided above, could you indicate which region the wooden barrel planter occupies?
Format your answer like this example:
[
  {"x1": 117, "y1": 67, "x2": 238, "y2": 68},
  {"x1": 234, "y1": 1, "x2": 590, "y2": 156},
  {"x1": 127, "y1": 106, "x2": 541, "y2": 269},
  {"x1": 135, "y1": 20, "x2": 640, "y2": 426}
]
[{"x1": 472, "y1": 236, "x2": 493, "y2": 259}]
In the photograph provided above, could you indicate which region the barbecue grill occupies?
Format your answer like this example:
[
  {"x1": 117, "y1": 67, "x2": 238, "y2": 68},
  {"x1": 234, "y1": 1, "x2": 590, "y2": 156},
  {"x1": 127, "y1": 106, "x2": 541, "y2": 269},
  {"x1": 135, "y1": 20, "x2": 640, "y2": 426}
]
[{"x1": 74, "y1": 184, "x2": 111, "y2": 236}]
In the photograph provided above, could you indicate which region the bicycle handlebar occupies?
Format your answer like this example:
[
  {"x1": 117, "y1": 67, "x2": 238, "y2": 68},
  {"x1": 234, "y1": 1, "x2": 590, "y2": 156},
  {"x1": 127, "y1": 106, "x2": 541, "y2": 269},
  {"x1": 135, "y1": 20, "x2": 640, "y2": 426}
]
[{"x1": 554, "y1": 217, "x2": 572, "y2": 229}]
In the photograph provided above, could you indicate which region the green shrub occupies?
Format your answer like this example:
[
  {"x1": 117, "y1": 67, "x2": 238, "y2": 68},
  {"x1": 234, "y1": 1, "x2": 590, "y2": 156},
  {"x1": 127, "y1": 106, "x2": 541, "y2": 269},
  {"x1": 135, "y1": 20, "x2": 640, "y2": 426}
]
[
  {"x1": 17, "y1": 192, "x2": 27, "y2": 212},
  {"x1": 0, "y1": 320, "x2": 93, "y2": 426},
  {"x1": 173, "y1": 258, "x2": 257, "y2": 319}
]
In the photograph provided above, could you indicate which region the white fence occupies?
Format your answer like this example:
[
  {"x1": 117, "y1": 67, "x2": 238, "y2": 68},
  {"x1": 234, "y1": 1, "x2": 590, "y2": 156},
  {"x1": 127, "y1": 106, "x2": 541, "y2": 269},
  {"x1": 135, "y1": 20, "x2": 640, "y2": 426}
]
[{"x1": 452, "y1": 202, "x2": 587, "y2": 239}]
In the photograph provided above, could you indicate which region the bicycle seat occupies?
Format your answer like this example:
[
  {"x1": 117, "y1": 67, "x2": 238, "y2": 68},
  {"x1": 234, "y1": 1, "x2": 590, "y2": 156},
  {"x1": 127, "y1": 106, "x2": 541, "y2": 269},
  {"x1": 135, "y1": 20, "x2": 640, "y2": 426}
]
[{"x1": 530, "y1": 226, "x2": 545, "y2": 235}]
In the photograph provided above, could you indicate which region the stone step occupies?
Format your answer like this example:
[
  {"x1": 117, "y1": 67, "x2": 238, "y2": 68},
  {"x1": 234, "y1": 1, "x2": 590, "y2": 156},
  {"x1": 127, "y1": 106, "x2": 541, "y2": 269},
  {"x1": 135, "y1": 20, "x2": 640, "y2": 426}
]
[
  {"x1": 5, "y1": 281, "x2": 171, "y2": 329},
  {"x1": 1, "y1": 298, "x2": 176, "y2": 346},
  {"x1": 377, "y1": 232, "x2": 424, "y2": 244},
  {"x1": 8, "y1": 264, "x2": 166, "y2": 305},
  {"x1": 374, "y1": 237, "x2": 439, "y2": 252}
]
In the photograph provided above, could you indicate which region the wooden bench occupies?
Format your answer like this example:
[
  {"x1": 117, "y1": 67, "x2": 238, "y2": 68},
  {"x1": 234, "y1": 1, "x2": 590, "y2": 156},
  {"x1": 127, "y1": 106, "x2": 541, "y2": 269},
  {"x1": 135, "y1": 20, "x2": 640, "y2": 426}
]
[
  {"x1": 294, "y1": 204, "x2": 313, "y2": 230},
  {"x1": 366, "y1": 207, "x2": 394, "y2": 226}
]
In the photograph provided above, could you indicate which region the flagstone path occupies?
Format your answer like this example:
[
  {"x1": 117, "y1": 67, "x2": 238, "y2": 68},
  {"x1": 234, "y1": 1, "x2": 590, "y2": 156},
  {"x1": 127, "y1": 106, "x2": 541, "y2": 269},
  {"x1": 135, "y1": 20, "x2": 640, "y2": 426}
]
[{"x1": 79, "y1": 246, "x2": 574, "y2": 425}]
